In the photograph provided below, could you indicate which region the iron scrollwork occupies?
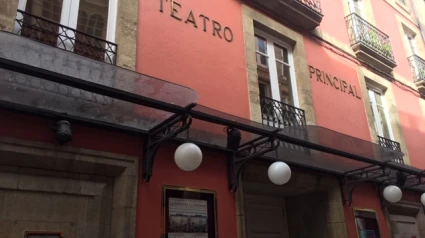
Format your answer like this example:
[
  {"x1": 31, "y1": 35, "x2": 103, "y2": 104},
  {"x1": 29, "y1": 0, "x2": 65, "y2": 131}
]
[
  {"x1": 228, "y1": 135, "x2": 280, "y2": 192},
  {"x1": 408, "y1": 54, "x2": 425, "y2": 83},
  {"x1": 142, "y1": 114, "x2": 192, "y2": 182},
  {"x1": 14, "y1": 10, "x2": 117, "y2": 65},
  {"x1": 345, "y1": 13, "x2": 395, "y2": 63}
]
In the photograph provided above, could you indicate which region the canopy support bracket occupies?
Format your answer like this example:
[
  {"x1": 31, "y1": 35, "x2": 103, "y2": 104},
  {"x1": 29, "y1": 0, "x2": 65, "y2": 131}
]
[
  {"x1": 342, "y1": 165, "x2": 390, "y2": 206},
  {"x1": 228, "y1": 135, "x2": 279, "y2": 192},
  {"x1": 142, "y1": 113, "x2": 193, "y2": 182}
]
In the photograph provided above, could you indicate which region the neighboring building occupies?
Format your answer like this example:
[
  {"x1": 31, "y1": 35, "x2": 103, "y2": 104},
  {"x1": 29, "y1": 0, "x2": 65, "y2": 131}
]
[{"x1": 1, "y1": 1, "x2": 425, "y2": 238}]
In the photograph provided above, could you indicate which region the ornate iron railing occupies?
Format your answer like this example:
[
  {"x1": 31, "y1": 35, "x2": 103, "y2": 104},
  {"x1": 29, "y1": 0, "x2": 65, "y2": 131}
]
[
  {"x1": 345, "y1": 13, "x2": 395, "y2": 63},
  {"x1": 296, "y1": 0, "x2": 322, "y2": 14},
  {"x1": 14, "y1": 10, "x2": 117, "y2": 65},
  {"x1": 408, "y1": 54, "x2": 425, "y2": 83},
  {"x1": 260, "y1": 96, "x2": 306, "y2": 128},
  {"x1": 378, "y1": 136, "x2": 404, "y2": 164}
]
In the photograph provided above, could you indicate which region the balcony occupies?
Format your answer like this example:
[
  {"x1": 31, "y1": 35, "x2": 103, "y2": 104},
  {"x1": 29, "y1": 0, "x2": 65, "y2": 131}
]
[
  {"x1": 345, "y1": 13, "x2": 396, "y2": 73},
  {"x1": 408, "y1": 55, "x2": 425, "y2": 93},
  {"x1": 14, "y1": 10, "x2": 117, "y2": 65},
  {"x1": 260, "y1": 96, "x2": 306, "y2": 128},
  {"x1": 243, "y1": 0, "x2": 323, "y2": 30},
  {"x1": 378, "y1": 136, "x2": 404, "y2": 164}
]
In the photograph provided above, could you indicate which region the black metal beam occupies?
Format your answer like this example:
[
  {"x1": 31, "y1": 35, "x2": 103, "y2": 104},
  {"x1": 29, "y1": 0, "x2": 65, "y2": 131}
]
[{"x1": 0, "y1": 57, "x2": 423, "y2": 179}]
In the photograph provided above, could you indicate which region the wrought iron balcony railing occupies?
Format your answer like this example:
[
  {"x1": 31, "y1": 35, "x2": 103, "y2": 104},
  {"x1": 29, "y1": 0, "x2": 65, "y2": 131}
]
[
  {"x1": 378, "y1": 136, "x2": 404, "y2": 164},
  {"x1": 260, "y1": 96, "x2": 306, "y2": 128},
  {"x1": 408, "y1": 54, "x2": 425, "y2": 83},
  {"x1": 345, "y1": 13, "x2": 395, "y2": 63},
  {"x1": 296, "y1": 0, "x2": 322, "y2": 14},
  {"x1": 14, "y1": 10, "x2": 117, "y2": 65}
]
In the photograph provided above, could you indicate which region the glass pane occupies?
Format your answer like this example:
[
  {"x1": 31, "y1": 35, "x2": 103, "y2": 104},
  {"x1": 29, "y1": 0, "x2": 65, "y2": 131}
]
[
  {"x1": 370, "y1": 103, "x2": 380, "y2": 135},
  {"x1": 255, "y1": 36, "x2": 267, "y2": 54},
  {"x1": 374, "y1": 91, "x2": 383, "y2": 106},
  {"x1": 25, "y1": 0, "x2": 63, "y2": 23},
  {"x1": 276, "y1": 61, "x2": 293, "y2": 105},
  {"x1": 258, "y1": 81, "x2": 270, "y2": 98},
  {"x1": 22, "y1": 0, "x2": 63, "y2": 47},
  {"x1": 274, "y1": 44, "x2": 289, "y2": 63},
  {"x1": 378, "y1": 105, "x2": 390, "y2": 138},
  {"x1": 77, "y1": 0, "x2": 109, "y2": 40},
  {"x1": 256, "y1": 52, "x2": 268, "y2": 67}
]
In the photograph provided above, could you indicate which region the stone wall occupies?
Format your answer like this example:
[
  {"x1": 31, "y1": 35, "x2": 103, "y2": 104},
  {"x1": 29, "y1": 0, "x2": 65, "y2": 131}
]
[{"x1": 0, "y1": 137, "x2": 138, "y2": 238}]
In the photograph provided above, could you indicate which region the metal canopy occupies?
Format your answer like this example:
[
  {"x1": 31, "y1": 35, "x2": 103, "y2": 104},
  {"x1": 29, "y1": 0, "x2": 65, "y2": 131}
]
[{"x1": 1, "y1": 31, "x2": 425, "y2": 197}]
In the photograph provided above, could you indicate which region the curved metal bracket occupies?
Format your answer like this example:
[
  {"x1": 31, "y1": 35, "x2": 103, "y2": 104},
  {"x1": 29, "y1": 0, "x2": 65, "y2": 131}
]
[
  {"x1": 342, "y1": 165, "x2": 390, "y2": 206},
  {"x1": 228, "y1": 135, "x2": 279, "y2": 192},
  {"x1": 142, "y1": 114, "x2": 192, "y2": 182}
]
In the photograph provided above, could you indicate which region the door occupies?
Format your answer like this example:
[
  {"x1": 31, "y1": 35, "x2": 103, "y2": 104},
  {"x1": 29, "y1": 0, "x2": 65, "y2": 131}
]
[{"x1": 244, "y1": 195, "x2": 289, "y2": 238}]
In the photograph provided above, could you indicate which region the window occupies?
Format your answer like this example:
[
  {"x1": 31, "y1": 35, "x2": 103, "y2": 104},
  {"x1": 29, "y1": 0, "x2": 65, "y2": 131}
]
[
  {"x1": 254, "y1": 31, "x2": 298, "y2": 108},
  {"x1": 355, "y1": 210, "x2": 381, "y2": 238},
  {"x1": 405, "y1": 32, "x2": 418, "y2": 56},
  {"x1": 17, "y1": 0, "x2": 116, "y2": 42},
  {"x1": 348, "y1": 0, "x2": 364, "y2": 17},
  {"x1": 367, "y1": 85, "x2": 393, "y2": 139}
]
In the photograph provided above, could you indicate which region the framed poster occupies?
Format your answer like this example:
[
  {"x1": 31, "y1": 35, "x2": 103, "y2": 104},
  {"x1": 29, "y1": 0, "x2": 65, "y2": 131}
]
[{"x1": 162, "y1": 186, "x2": 217, "y2": 238}]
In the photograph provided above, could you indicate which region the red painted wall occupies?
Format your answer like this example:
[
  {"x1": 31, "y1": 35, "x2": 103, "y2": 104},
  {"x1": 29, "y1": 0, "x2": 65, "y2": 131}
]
[
  {"x1": 0, "y1": 110, "x2": 141, "y2": 157},
  {"x1": 318, "y1": 0, "x2": 351, "y2": 45},
  {"x1": 136, "y1": 144, "x2": 237, "y2": 238},
  {"x1": 136, "y1": 1, "x2": 245, "y2": 237},
  {"x1": 137, "y1": 0, "x2": 249, "y2": 118},
  {"x1": 345, "y1": 183, "x2": 390, "y2": 238},
  {"x1": 370, "y1": 0, "x2": 425, "y2": 82},
  {"x1": 304, "y1": 38, "x2": 371, "y2": 142},
  {"x1": 393, "y1": 86, "x2": 425, "y2": 169}
]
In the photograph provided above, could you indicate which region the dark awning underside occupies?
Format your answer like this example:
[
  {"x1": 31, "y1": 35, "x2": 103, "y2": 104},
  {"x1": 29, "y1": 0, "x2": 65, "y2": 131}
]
[{"x1": 1, "y1": 31, "x2": 424, "y2": 192}]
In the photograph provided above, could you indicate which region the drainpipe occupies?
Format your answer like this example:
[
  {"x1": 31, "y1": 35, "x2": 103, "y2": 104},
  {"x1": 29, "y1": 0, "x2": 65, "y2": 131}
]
[{"x1": 411, "y1": 0, "x2": 425, "y2": 43}]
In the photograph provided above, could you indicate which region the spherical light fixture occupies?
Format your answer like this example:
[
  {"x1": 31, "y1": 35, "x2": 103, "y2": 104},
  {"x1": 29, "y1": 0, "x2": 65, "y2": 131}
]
[
  {"x1": 174, "y1": 143, "x2": 203, "y2": 171},
  {"x1": 268, "y1": 161, "x2": 291, "y2": 185},
  {"x1": 383, "y1": 185, "x2": 402, "y2": 203},
  {"x1": 421, "y1": 193, "x2": 425, "y2": 206}
]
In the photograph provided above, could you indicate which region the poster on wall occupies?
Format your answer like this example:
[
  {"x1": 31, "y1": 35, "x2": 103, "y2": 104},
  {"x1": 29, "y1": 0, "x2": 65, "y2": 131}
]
[
  {"x1": 168, "y1": 198, "x2": 208, "y2": 238},
  {"x1": 162, "y1": 186, "x2": 217, "y2": 238}
]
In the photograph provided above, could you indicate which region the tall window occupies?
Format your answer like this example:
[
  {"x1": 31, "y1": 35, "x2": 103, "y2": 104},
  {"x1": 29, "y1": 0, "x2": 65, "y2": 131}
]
[
  {"x1": 355, "y1": 210, "x2": 381, "y2": 238},
  {"x1": 254, "y1": 32, "x2": 298, "y2": 107},
  {"x1": 17, "y1": 0, "x2": 116, "y2": 62},
  {"x1": 405, "y1": 32, "x2": 418, "y2": 56},
  {"x1": 348, "y1": 0, "x2": 364, "y2": 17},
  {"x1": 367, "y1": 86, "x2": 393, "y2": 139}
]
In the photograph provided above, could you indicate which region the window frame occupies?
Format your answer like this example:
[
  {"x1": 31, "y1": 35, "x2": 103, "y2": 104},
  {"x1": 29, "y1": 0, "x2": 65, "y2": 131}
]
[
  {"x1": 16, "y1": 0, "x2": 118, "y2": 44},
  {"x1": 405, "y1": 32, "x2": 418, "y2": 56},
  {"x1": 353, "y1": 208, "x2": 382, "y2": 238},
  {"x1": 367, "y1": 84, "x2": 394, "y2": 140},
  {"x1": 254, "y1": 29, "x2": 299, "y2": 108}
]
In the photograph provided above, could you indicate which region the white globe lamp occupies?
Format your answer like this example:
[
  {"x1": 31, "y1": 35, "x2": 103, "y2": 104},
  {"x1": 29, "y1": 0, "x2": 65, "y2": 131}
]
[
  {"x1": 421, "y1": 193, "x2": 425, "y2": 206},
  {"x1": 268, "y1": 161, "x2": 291, "y2": 185},
  {"x1": 174, "y1": 143, "x2": 203, "y2": 171},
  {"x1": 383, "y1": 185, "x2": 402, "y2": 203}
]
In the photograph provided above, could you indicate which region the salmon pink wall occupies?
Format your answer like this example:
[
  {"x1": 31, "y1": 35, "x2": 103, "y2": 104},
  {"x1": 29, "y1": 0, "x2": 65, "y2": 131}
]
[
  {"x1": 136, "y1": 144, "x2": 237, "y2": 238},
  {"x1": 370, "y1": 0, "x2": 423, "y2": 82},
  {"x1": 317, "y1": 0, "x2": 351, "y2": 45},
  {"x1": 393, "y1": 86, "x2": 425, "y2": 169},
  {"x1": 137, "y1": 0, "x2": 249, "y2": 118},
  {"x1": 345, "y1": 183, "x2": 390, "y2": 238},
  {"x1": 304, "y1": 38, "x2": 371, "y2": 141}
]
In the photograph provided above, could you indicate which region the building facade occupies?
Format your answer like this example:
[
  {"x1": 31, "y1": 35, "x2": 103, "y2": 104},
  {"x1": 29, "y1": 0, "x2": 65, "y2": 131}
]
[{"x1": 1, "y1": 0, "x2": 425, "y2": 238}]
